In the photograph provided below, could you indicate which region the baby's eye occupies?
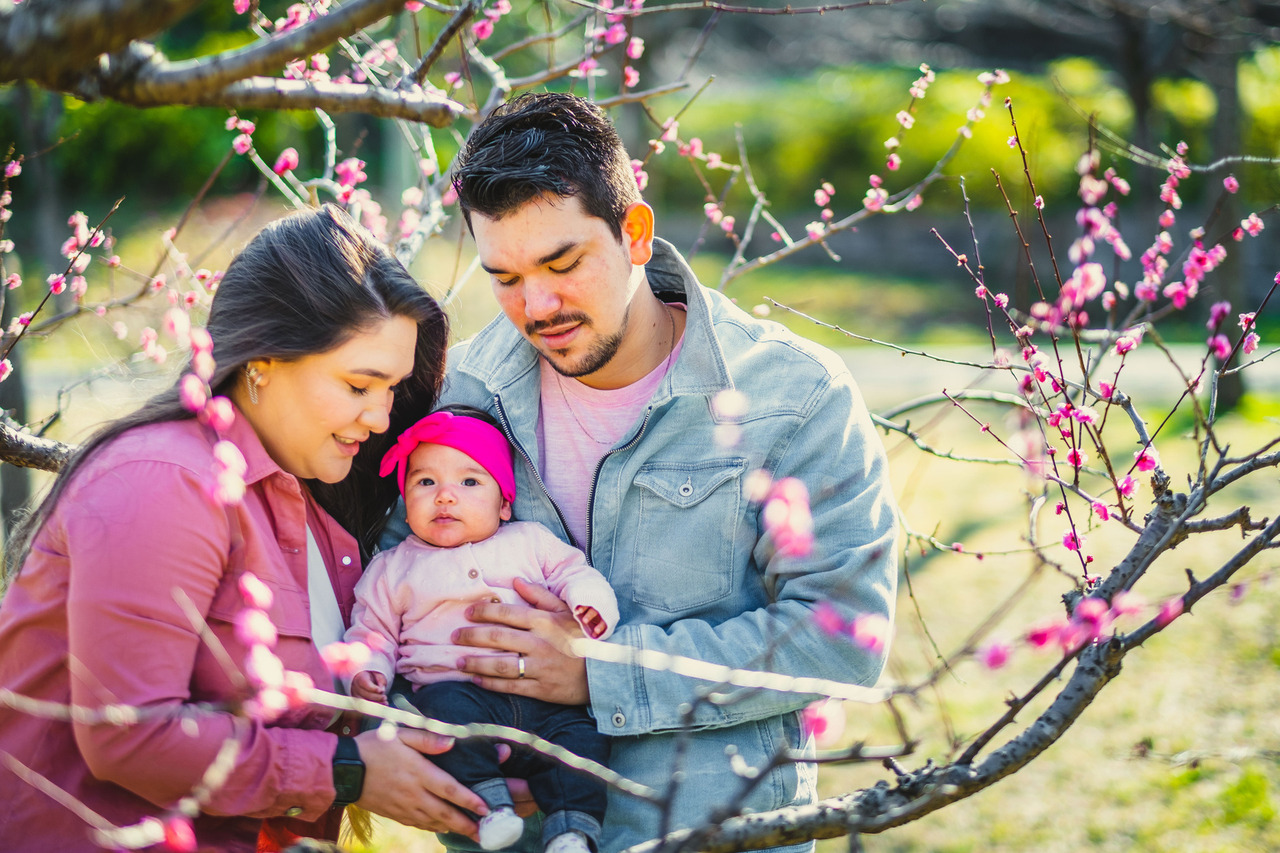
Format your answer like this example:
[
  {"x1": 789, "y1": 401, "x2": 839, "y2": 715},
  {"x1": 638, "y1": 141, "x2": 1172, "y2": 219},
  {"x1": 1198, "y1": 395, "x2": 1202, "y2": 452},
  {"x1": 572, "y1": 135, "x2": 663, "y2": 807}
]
[
  {"x1": 418, "y1": 477, "x2": 435, "y2": 486},
  {"x1": 462, "y1": 478, "x2": 479, "y2": 487}
]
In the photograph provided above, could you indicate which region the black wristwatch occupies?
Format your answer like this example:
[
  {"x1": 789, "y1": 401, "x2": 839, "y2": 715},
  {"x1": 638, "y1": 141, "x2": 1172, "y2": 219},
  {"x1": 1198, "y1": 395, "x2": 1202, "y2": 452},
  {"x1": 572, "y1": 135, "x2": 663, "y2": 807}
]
[{"x1": 332, "y1": 735, "x2": 365, "y2": 808}]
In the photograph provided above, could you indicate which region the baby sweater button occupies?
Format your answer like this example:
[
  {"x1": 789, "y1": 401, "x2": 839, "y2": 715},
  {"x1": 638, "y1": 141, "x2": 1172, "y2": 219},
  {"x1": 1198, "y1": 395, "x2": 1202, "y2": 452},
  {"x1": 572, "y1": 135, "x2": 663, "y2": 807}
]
[{"x1": 468, "y1": 568, "x2": 479, "y2": 579}]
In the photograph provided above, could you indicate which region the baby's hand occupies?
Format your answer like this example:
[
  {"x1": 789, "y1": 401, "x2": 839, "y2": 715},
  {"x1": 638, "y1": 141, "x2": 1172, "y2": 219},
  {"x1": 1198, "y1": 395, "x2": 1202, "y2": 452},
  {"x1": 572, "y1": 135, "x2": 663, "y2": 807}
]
[
  {"x1": 351, "y1": 670, "x2": 388, "y2": 704},
  {"x1": 574, "y1": 605, "x2": 607, "y2": 639}
]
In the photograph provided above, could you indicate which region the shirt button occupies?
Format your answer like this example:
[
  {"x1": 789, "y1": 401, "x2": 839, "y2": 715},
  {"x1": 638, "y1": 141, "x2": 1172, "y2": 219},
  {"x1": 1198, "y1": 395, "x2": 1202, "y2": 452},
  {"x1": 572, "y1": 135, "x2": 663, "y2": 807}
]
[
  {"x1": 678, "y1": 482, "x2": 694, "y2": 497},
  {"x1": 468, "y1": 569, "x2": 479, "y2": 579},
  {"x1": 284, "y1": 807, "x2": 303, "y2": 817},
  {"x1": 611, "y1": 712, "x2": 626, "y2": 728},
  {"x1": 340, "y1": 724, "x2": 352, "y2": 735},
  {"x1": 341, "y1": 556, "x2": 352, "y2": 566}
]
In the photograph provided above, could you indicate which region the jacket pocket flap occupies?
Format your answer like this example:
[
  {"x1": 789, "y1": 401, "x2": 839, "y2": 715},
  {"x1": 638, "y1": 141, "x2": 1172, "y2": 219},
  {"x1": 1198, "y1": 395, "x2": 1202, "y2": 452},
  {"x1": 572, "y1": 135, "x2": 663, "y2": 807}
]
[{"x1": 634, "y1": 458, "x2": 747, "y2": 508}]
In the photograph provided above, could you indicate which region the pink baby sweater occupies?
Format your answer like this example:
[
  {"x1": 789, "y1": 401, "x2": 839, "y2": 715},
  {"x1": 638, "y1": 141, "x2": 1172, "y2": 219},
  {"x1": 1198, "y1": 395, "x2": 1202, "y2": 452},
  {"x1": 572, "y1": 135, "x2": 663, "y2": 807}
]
[{"x1": 346, "y1": 521, "x2": 619, "y2": 687}]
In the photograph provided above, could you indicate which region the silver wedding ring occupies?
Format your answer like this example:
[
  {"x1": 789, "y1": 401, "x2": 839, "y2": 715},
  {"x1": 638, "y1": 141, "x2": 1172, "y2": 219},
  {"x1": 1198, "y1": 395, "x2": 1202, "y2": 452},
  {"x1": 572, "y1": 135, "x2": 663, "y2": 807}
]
[{"x1": 516, "y1": 654, "x2": 526, "y2": 678}]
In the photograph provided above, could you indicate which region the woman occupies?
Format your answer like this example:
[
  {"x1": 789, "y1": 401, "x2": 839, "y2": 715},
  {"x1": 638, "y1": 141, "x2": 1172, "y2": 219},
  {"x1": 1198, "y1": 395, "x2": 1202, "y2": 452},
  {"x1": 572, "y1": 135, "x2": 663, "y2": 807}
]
[{"x1": 0, "y1": 205, "x2": 490, "y2": 851}]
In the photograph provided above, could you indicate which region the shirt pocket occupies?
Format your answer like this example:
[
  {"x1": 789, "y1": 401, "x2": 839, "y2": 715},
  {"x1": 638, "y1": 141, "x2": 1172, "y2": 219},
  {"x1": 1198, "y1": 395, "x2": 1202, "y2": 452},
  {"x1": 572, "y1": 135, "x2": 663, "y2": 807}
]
[{"x1": 629, "y1": 458, "x2": 747, "y2": 613}]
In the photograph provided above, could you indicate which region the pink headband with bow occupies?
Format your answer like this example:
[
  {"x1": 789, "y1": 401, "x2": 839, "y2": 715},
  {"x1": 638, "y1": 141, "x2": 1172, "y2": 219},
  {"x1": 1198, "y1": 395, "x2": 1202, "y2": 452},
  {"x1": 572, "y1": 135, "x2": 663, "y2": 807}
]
[{"x1": 379, "y1": 411, "x2": 516, "y2": 502}]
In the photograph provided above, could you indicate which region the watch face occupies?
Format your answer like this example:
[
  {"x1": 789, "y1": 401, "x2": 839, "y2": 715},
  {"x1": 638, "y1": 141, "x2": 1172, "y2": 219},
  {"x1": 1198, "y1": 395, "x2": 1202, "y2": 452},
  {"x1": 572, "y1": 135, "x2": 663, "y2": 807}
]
[{"x1": 333, "y1": 758, "x2": 365, "y2": 805}]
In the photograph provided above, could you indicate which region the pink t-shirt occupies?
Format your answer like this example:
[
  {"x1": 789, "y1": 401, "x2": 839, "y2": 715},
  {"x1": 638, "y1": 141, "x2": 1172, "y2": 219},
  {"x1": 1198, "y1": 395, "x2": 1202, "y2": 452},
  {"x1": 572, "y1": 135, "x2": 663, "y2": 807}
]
[{"x1": 537, "y1": 305, "x2": 686, "y2": 548}]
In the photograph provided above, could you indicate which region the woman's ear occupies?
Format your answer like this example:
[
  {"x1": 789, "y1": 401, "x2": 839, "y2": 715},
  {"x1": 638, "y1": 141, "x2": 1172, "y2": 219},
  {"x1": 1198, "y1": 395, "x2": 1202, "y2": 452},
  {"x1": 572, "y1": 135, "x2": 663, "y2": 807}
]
[
  {"x1": 246, "y1": 358, "x2": 274, "y2": 387},
  {"x1": 622, "y1": 202, "x2": 655, "y2": 266}
]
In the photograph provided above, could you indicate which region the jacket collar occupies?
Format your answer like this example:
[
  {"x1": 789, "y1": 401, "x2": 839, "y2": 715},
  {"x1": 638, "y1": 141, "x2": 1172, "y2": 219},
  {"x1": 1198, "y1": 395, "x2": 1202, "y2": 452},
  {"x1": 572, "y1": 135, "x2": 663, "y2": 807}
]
[{"x1": 455, "y1": 237, "x2": 734, "y2": 400}]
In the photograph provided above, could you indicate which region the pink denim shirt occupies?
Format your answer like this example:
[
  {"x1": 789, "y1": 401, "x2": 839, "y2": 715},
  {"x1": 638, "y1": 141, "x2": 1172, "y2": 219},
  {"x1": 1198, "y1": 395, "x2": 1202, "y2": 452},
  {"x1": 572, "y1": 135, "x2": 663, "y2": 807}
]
[
  {"x1": 0, "y1": 408, "x2": 363, "y2": 852},
  {"x1": 346, "y1": 523, "x2": 619, "y2": 688}
]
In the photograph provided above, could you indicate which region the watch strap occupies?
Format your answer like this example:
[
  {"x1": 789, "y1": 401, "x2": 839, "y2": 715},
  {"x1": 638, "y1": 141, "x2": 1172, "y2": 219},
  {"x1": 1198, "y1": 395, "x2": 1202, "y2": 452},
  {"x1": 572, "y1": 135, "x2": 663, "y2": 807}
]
[{"x1": 332, "y1": 735, "x2": 365, "y2": 808}]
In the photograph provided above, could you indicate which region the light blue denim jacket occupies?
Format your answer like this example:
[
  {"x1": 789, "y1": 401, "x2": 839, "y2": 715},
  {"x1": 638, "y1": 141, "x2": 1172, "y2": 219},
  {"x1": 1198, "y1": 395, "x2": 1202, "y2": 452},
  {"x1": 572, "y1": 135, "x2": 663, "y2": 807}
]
[{"x1": 388, "y1": 239, "x2": 898, "y2": 852}]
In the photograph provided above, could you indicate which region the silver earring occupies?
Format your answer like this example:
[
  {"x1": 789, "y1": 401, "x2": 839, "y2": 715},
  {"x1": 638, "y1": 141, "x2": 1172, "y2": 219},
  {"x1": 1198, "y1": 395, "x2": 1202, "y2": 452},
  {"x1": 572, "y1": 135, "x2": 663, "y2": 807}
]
[{"x1": 245, "y1": 365, "x2": 261, "y2": 405}]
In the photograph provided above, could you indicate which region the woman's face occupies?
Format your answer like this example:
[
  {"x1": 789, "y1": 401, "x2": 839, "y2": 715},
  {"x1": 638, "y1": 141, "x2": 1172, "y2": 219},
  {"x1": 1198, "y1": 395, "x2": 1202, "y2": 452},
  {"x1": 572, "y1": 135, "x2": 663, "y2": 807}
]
[{"x1": 242, "y1": 315, "x2": 418, "y2": 483}]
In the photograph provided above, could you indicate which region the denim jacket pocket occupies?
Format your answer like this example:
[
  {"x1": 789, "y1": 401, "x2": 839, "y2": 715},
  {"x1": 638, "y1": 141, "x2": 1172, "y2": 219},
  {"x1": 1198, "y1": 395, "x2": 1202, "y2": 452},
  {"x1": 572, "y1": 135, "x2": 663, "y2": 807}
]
[{"x1": 629, "y1": 458, "x2": 747, "y2": 612}]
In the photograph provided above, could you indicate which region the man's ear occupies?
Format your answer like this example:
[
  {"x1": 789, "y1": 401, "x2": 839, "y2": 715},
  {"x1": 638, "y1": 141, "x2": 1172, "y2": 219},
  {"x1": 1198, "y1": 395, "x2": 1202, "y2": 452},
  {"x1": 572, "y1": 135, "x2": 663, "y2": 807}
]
[
  {"x1": 500, "y1": 499, "x2": 513, "y2": 522},
  {"x1": 621, "y1": 202, "x2": 655, "y2": 266}
]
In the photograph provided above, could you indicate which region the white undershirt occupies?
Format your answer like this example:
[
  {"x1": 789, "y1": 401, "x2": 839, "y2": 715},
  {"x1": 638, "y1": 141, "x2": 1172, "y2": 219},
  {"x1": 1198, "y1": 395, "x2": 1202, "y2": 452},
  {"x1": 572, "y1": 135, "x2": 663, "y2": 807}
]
[{"x1": 307, "y1": 525, "x2": 346, "y2": 694}]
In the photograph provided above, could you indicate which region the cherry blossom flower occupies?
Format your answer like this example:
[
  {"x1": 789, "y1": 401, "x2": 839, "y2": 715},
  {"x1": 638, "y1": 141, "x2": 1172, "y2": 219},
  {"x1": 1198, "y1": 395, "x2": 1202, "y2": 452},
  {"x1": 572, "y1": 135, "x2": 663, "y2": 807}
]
[
  {"x1": 273, "y1": 148, "x2": 299, "y2": 175},
  {"x1": 627, "y1": 36, "x2": 645, "y2": 60},
  {"x1": 1134, "y1": 446, "x2": 1160, "y2": 472},
  {"x1": 1243, "y1": 332, "x2": 1260, "y2": 354},
  {"x1": 763, "y1": 477, "x2": 814, "y2": 558},
  {"x1": 1062, "y1": 530, "x2": 1083, "y2": 552},
  {"x1": 977, "y1": 641, "x2": 1011, "y2": 670},
  {"x1": 239, "y1": 572, "x2": 275, "y2": 609},
  {"x1": 850, "y1": 613, "x2": 889, "y2": 655},
  {"x1": 47, "y1": 274, "x2": 66, "y2": 295},
  {"x1": 1156, "y1": 597, "x2": 1184, "y2": 627},
  {"x1": 801, "y1": 699, "x2": 846, "y2": 747},
  {"x1": 1241, "y1": 213, "x2": 1264, "y2": 236},
  {"x1": 1109, "y1": 590, "x2": 1146, "y2": 619},
  {"x1": 623, "y1": 66, "x2": 640, "y2": 88},
  {"x1": 1207, "y1": 334, "x2": 1232, "y2": 360},
  {"x1": 4, "y1": 161, "x2": 20, "y2": 178},
  {"x1": 895, "y1": 110, "x2": 915, "y2": 129},
  {"x1": 234, "y1": 0, "x2": 251, "y2": 13},
  {"x1": 201, "y1": 396, "x2": 235, "y2": 432},
  {"x1": 812, "y1": 602, "x2": 844, "y2": 636},
  {"x1": 1116, "y1": 475, "x2": 1138, "y2": 499},
  {"x1": 162, "y1": 815, "x2": 197, "y2": 852},
  {"x1": 0, "y1": 360, "x2": 12, "y2": 383},
  {"x1": 236, "y1": 608, "x2": 278, "y2": 649},
  {"x1": 179, "y1": 374, "x2": 208, "y2": 412},
  {"x1": 246, "y1": 644, "x2": 285, "y2": 687},
  {"x1": 1223, "y1": 174, "x2": 1240, "y2": 194},
  {"x1": 321, "y1": 641, "x2": 371, "y2": 678},
  {"x1": 1091, "y1": 501, "x2": 1110, "y2": 522},
  {"x1": 232, "y1": 134, "x2": 253, "y2": 155}
]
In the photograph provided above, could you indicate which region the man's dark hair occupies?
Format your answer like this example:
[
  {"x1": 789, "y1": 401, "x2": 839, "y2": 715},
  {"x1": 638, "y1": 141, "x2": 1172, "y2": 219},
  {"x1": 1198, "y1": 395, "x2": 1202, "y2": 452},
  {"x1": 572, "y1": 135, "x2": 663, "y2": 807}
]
[{"x1": 452, "y1": 92, "x2": 642, "y2": 236}]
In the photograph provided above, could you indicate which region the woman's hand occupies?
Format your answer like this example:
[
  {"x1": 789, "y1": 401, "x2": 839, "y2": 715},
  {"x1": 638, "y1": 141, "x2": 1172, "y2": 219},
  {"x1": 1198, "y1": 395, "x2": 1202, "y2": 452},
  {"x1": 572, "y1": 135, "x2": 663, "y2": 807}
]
[
  {"x1": 353, "y1": 728, "x2": 487, "y2": 839},
  {"x1": 453, "y1": 579, "x2": 591, "y2": 706}
]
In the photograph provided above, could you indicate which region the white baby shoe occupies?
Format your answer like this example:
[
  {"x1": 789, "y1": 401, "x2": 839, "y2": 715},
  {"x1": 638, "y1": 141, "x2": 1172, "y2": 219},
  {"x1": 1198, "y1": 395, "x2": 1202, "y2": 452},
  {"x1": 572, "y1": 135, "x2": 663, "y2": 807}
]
[
  {"x1": 478, "y1": 807, "x2": 525, "y2": 851},
  {"x1": 544, "y1": 831, "x2": 592, "y2": 853}
]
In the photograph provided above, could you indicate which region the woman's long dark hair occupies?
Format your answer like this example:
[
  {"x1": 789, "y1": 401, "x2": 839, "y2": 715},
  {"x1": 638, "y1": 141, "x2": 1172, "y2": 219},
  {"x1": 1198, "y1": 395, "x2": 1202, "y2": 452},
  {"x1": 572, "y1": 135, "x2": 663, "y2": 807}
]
[{"x1": 6, "y1": 204, "x2": 447, "y2": 574}]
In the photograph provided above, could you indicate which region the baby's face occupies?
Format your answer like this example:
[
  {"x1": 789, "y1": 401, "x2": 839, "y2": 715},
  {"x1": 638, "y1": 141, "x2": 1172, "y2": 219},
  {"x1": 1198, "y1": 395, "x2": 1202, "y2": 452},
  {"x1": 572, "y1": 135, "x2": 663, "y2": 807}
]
[{"x1": 403, "y1": 443, "x2": 512, "y2": 548}]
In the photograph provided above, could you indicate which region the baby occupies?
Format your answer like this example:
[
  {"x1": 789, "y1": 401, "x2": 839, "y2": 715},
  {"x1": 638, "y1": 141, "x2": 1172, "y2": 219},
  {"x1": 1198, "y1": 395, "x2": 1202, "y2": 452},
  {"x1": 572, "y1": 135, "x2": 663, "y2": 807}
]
[{"x1": 345, "y1": 405, "x2": 618, "y2": 853}]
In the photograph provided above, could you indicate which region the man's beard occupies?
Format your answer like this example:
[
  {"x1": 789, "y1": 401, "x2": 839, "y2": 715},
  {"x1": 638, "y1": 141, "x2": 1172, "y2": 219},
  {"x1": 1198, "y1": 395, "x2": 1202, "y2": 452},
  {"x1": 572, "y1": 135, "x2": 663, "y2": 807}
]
[{"x1": 530, "y1": 304, "x2": 631, "y2": 379}]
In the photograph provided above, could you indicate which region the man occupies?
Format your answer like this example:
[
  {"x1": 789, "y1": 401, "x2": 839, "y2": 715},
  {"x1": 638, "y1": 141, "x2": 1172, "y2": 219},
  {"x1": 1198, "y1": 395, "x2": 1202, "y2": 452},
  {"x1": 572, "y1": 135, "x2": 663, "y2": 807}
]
[{"x1": 387, "y1": 92, "x2": 898, "y2": 852}]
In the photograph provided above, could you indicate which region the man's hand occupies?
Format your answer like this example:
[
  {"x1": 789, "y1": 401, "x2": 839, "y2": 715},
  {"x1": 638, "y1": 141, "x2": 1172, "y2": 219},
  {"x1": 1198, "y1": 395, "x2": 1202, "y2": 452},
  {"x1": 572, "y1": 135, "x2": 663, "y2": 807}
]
[
  {"x1": 351, "y1": 671, "x2": 388, "y2": 704},
  {"x1": 454, "y1": 579, "x2": 590, "y2": 705},
  {"x1": 574, "y1": 605, "x2": 607, "y2": 639}
]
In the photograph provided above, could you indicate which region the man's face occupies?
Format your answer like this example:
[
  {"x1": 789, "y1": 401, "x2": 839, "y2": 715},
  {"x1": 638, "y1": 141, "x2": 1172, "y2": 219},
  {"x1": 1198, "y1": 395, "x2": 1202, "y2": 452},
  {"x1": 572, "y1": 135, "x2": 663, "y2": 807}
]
[{"x1": 472, "y1": 193, "x2": 654, "y2": 390}]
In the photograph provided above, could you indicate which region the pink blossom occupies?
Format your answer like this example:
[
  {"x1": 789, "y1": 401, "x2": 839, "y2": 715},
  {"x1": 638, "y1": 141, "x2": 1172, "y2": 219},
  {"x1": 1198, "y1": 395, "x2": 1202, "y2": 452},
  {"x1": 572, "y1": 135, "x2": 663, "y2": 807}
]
[
  {"x1": 862, "y1": 187, "x2": 888, "y2": 211},
  {"x1": 977, "y1": 641, "x2": 1011, "y2": 670},
  {"x1": 1242, "y1": 213, "x2": 1264, "y2": 236},
  {"x1": 763, "y1": 477, "x2": 814, "y2": 558},
  {"x1": 405, "y1": 1, "x2": 425, "y2": 10},
  {"x1": 1113, "y1": 334, "x2": 1139, "y2": 355},
  {"x1": 801, "y1": 699, "x2": 846, "y2": 746},
  {"x1": 1223, "y1": 174, "x2": 1240, "y2": 194},
  {"x1": 604, "y1": 22, "x2": 627, "y2": 44},
  {"x1": 1243, "y1": 332, "x2": 1260, "y2": 354},
  {"x1": 886, "y1": 153, "x2": 901, "y2": 171},
  {"x1": 905, "y1": 194, "x2": 923, "y2": 211},
  {"x1": 320, "y1": 641, "x2": 371, "y2": 679},
  {"x1": 1097, "y1": 382, "x2": 1114, "y2": 399},
  {"x1": 201, "y1": 396, "x2": 235, "y2": 432},
  {"x1": 335, "y1": 158, "x2": 367, "y2": 188},
  {"x1": 850, "y1": 613, "x2": 889, "y2": 655},
  {"x1": 179, "y1": 374, "x2": 208, "y2": 413},
  {"x1": 189, "y1": 327, "x2": 213, "y2": 355},
  {"x1": 994, "y1": 293, "x2": 1009, "y2": 308},
  {"x1": 1092, "y1": 501, "x2": 1110, "y2": 522},
  {"x1": 0, "y1": 359, "x2": 12, "y2": 383},
  {"x1": 1066, "y1": 448, "x2": 1087, "y2": 468},
  {"x1": 627, "y1": 36, "x2": 645, "y2": 60},
  {"x1": 234, "y1": 0, "x2": 251, "y2": 13},
  {"x1": 4, "y1": 161, "x2": 20, "y2": 178},
  {"x1": 236, "y1": 608, "x2": 278, "y2": 649},
  {"x1": 1033, "y1": 195, "x2": 1044, "y2": 210},
  {"x1": 805, "y1": 222, "x2": 825, "y2": 240},
  {"x1": 1109, "y1": 590, "x2": 1146, "y2": 619},
  {"x1": 895, "y1": 110, "x2": 915, "y2": 129},
  {"x1": 282, "y1": 670, "x2": 315, "y2": 708},
  {"x1": 1156, "y1": 597, "x2": 1184, "y2": 627},
  {"x1": 623, "y1": 65, "x2": 640, "y2": 88},
  {"x1": 273, "y1": 148, "x2": 299, "y2": 175},
  {"x1": 1116, "y1": 475, "x2": 1138, "y2": 499},
  {"x1": 47, "y1": 274, "x2": 66, "y2": 295},
  {"x1": 239, "y1": 571, "x2": 275, "y2": 609},
  {"x1": 1239, "y1": 312, "x2": 1256, "y2": 332},
  {"x1": 1207, "y1": 334, "x2": 1232, "y2": 360},
  {"x1": 232, "y1": 134, "x2": 253, "y2": 155},
  {"x1": 1134, "y1": 446, "x2": 1160, "y2": 472},
  {"x1": 1025, "y1": 620, "x2": 1067, "y2": 651},
  {"x1": 162, "y1": 815, "x2": 197, "y2": 852},
  {"x1": 1062, "y1": 530, "x2": 1083, "y2": 552},
  {"x1": 246, "y1": 644, "x2": 285, "y2": 687}
]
